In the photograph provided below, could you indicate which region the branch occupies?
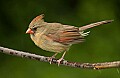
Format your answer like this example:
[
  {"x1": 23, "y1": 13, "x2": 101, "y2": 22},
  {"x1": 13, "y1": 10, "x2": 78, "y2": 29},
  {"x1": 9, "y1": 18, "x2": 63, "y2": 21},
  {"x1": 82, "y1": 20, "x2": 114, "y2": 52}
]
[{"x1": 0, "y1": 46, "x2": 120, "y2": 69}]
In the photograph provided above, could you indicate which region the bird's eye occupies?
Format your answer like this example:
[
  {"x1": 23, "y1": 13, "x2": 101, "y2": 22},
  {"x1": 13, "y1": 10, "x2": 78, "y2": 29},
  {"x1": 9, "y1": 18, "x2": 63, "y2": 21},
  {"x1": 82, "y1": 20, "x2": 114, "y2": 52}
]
[{"x1": 32, "y1": 27, "x2": 37, "y2": 31}]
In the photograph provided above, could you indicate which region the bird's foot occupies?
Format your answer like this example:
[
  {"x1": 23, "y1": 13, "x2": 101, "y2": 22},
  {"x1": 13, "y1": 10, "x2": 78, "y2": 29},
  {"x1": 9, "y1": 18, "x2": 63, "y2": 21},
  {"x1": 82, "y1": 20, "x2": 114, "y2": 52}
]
[
  {"x1": 48, "y1": 53, "x2": 58, "y2": 64},
  {"x1": 48, "y1": 57, "x2": 55, "y2": 64},
  {"x1": 57, "y1": 58, "x2": 64, "y2": 66}
]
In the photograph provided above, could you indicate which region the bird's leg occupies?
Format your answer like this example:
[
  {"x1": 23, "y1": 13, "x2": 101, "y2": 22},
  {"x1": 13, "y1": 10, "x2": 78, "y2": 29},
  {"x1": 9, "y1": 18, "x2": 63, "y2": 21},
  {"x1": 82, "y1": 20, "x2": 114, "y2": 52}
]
[
  {"x1": 48, "y1": 52, "x2": 58, "y2": 64},
  {"x1": 57, "y1": 51, "x2": 66, "y2": 66}
]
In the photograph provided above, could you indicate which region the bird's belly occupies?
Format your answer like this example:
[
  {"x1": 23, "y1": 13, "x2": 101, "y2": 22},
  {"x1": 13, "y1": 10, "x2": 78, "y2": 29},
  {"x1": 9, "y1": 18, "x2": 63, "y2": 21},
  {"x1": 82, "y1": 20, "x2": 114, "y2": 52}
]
[
  {"x1": 38, "y1": 40, "x2": 70, "y2": 53},
  {"x1": 33, "y1": 37, "x2": 69, "y2": 53},
  {"x1": 31, "y1": 33, "x2": 70, "y2": 53}
]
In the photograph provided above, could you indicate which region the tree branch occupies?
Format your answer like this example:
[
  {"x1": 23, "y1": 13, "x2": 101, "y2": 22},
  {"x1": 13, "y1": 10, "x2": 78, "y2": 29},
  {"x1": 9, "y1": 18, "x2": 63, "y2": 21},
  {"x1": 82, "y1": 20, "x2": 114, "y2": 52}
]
[{"x1": 0, "y1": 46, "x2": 120, "y2": 69}]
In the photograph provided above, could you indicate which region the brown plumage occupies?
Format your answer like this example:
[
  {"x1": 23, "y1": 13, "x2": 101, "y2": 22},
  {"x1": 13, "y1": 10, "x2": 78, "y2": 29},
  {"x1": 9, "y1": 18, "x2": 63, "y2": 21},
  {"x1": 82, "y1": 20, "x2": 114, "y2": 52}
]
[{"x1": 26, "y1": 14, "x2": 113, "y2": 65}]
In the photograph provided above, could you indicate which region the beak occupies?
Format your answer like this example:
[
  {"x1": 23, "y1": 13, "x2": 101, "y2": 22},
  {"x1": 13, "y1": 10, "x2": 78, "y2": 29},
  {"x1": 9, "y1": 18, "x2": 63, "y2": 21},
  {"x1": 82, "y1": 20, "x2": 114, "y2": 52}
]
[{"x1": 26, "y1": 28, "x2": 34, "y2": 34}]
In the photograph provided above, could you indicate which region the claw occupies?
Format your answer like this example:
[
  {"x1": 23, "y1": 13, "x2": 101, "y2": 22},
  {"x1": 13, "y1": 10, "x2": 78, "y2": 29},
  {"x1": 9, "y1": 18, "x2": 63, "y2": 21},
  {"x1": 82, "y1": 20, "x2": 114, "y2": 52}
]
[
  {"x1": 57, "y1": 58, "x2": 63, "y2": 66},
  {"x1": 48, "y1": 51, "x2": 66, "y2": 66},
  {"x1": 48, "y1": 57, "x2": 54, "y2": 64},
  {"x1": 57, "y1": 51, "x2": 66, "y2": 66},
  {"x1": 48, "y1": 53, "x2": 58, "y2": 64}
]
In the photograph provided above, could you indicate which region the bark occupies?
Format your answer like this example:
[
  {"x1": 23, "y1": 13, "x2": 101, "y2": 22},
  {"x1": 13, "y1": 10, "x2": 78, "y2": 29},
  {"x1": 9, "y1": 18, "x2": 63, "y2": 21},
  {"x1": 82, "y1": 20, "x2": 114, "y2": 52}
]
[{"x1": 0, "y1": 46, "x2": 120, "y2": 69}]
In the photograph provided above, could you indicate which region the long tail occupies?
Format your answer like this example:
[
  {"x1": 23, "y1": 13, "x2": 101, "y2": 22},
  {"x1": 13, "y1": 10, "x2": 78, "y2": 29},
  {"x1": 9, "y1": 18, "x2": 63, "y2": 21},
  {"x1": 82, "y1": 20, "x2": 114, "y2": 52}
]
[{"x1": 79, "y1": 20, "x2": 113, "y2": 31}]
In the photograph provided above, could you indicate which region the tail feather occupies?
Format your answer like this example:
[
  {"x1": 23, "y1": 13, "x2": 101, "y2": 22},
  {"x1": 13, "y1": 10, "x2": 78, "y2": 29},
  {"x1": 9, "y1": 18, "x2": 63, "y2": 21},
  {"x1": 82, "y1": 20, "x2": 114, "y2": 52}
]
[{"x1": 79, "y1": 20, "x2": 113, "y2": 31}]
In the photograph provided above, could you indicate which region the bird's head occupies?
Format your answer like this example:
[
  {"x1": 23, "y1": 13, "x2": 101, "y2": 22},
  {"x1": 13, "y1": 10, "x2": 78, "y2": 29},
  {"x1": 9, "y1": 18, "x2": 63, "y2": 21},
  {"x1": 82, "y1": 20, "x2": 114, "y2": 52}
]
[{"x1": 26, "y1": 14, "x2": 45, "y2": 34}]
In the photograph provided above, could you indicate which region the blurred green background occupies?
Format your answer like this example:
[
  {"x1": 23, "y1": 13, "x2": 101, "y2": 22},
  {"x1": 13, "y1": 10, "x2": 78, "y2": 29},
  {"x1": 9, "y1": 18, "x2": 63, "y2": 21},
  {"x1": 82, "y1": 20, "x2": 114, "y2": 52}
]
[{"x1": 0, "y1": 0, "x2": 120, "y2": 78}]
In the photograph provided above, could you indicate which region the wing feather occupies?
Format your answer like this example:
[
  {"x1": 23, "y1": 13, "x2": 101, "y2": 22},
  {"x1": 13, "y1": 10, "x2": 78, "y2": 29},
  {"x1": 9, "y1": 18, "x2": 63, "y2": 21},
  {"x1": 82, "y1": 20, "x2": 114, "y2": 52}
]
[{"x1": 46, "y1": 24, "x2": 84, "y2": 45}]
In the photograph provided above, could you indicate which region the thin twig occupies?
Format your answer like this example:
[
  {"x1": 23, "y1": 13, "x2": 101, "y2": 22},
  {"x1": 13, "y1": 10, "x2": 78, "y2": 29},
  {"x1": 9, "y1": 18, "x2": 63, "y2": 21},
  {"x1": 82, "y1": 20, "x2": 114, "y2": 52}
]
[{"x1": 0, "y1": 46, "x2": 120, "y2": 69}]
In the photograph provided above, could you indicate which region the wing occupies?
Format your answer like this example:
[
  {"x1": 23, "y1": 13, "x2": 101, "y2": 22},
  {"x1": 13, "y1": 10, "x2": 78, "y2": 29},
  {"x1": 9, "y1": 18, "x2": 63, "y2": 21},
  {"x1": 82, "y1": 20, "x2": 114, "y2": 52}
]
[{"x1": 45, "y1": 23, "x2": 85, "y2": 45}]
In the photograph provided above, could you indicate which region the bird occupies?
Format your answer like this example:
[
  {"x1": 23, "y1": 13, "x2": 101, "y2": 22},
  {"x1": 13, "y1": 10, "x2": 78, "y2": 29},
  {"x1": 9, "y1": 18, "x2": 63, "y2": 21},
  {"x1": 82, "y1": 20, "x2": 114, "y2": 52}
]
[{"x1": 26, "y1": 14, "x2": 113, "y2": 65}]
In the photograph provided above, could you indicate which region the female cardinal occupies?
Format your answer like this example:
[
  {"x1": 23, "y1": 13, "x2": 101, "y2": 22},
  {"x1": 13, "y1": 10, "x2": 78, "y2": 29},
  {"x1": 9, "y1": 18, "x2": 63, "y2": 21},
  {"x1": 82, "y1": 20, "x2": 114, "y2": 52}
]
[{"x1": 26, "y1": 14, "x2": 113, "y2": 65}]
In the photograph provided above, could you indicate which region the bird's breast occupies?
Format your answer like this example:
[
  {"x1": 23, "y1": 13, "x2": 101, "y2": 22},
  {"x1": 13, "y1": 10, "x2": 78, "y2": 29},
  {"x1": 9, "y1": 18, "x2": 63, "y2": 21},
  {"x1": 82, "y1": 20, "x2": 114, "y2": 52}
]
[{"x1": 30, "y1": 33, "x2": 70, "y2": 53}]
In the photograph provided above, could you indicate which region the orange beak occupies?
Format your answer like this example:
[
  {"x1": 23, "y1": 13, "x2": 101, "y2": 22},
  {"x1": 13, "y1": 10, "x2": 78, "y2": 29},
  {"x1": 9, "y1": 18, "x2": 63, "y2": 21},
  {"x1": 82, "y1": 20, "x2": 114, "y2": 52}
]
[{"x1": 26, "y1": 28, "x2": 34, "y2": 34}]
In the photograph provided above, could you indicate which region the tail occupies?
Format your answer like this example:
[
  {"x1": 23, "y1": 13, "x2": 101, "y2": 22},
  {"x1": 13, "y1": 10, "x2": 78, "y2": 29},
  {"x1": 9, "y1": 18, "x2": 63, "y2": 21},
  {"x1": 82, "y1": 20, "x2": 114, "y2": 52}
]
[{"x1": 79, "y1": 20, "x2": 113, "y2": 31}]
